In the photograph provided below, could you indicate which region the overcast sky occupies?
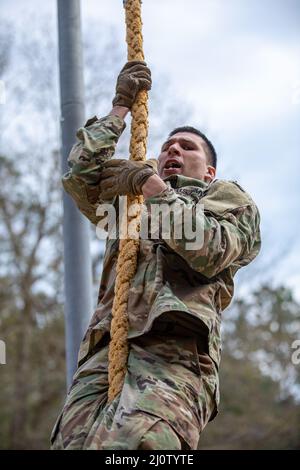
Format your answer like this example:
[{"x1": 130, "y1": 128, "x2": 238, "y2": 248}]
[{"x1": 2, "y1": 0, "x2": 300, "y2": 298}]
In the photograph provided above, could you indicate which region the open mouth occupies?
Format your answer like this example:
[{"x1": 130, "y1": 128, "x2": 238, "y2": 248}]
[
  {"x1": 164, "y1": 162, "x2": 182, "y2": 169},
  {"x1": 163, "y1": 160, "x2": 183, "y2": 173}
]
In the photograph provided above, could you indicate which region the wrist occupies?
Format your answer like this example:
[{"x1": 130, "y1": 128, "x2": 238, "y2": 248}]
[
  {"x1": 142, "y1": 174, "x2": 167, "y2": 199},
  {"x1": 109, "y1": 106, "x2": 130, "y2": 120}
]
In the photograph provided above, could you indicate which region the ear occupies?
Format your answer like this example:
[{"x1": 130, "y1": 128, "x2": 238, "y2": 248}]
[{"x1": 204, "y1": 165, "x2": 216, "y2": 183}]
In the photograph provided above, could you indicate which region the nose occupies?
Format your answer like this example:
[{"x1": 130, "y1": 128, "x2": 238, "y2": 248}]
[{"x1": 168, "y1": 142, "x2": 181, "y2": 156}]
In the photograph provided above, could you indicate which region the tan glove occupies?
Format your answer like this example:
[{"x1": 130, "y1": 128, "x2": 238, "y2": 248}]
[
  {"x1": 112, "y1": 61, "x2": 152, "y2": 109},
  {"x1": 99, "y1": 158, "x2": 158, "y2": 199}
]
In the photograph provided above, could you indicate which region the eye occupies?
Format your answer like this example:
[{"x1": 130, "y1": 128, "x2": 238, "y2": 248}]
[{"x1": 182, "y1": 144, "x2": 192, "y2": 150}]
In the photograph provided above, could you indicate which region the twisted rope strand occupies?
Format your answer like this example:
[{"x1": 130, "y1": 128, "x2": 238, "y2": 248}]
[{"x1": 108, "y1": 0, "x2": 148, "y2": 402}]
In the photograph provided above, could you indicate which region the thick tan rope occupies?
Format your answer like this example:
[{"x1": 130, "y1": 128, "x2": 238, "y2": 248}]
[{"x1": 108, "y1": 0, "x2": 148, "y2": 402}]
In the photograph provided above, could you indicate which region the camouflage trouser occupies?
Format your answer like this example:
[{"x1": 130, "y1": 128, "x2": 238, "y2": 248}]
[{"x1": 50, "y1": 332, "x2": 218, "y2": 450}]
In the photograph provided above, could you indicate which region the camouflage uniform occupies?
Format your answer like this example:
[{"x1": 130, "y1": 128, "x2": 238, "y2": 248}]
[{"x1": 51, "y1": 115, "x2": 261, "y2": 450}]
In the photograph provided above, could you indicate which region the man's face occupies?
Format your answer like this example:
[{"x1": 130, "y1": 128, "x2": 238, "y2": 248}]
[{"x1": 157, "y1": 132, "x2": 216, "y2": 182}]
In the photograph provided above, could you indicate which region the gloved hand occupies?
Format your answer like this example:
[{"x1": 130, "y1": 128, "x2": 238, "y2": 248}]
[
  {"x1": 112, "y1": 61, "x2": 152, "y2": 109},
  {"x1": 99, "y1": 158, "x2": 158, "y2": 199}
]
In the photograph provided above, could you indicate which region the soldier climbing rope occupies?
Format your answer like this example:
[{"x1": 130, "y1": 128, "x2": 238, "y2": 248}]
[{"x1": 52, "y1": 0, "x2": 261, "y2": 450}]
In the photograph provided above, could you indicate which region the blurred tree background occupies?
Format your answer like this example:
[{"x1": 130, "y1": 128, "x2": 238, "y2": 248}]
[
  {"x1": 199, "y1": 285, "x2": 300, "y2": 449},
  {"x1": 0, "y1": 18, "x2": 299, "y2": 449}
]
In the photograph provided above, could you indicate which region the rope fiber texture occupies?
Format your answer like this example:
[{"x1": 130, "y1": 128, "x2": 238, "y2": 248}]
[{"x1": 108, "y1": 0, "x2": 149, "y2": 402}]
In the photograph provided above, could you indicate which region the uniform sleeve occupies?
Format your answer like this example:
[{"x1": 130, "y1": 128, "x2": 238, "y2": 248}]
[
  {"x1": 62, "y1": 114, "x2": 126, "y2": 225},
  {"x1": 145, "y1": 181, "x2": 261, "y2": 278}
]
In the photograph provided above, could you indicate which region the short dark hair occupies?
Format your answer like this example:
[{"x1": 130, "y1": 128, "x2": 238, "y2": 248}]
[{"x1": 168, "y1": 126, "x2": 217, "y2": 169}]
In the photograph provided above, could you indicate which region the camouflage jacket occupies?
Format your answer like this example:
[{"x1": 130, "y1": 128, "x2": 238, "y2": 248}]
[{"x1": 62, "y1": 114, "x2": 261, "y2": 369}]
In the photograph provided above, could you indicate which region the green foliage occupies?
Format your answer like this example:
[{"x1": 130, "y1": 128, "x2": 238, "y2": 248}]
[
  {"x1": 0, "y1": 156, "x2": 66, "y2": 449},
  {"x1": 199, "y1": 285, "x2": 300, "y2": 449},
  {"x1": 0, "y1": 314, "x2": 66, "y2": 449}
]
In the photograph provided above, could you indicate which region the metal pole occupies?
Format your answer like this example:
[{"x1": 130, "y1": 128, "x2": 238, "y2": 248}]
[{"x1": 57, "y1": 0, "x2": 93, "y2": 388}]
